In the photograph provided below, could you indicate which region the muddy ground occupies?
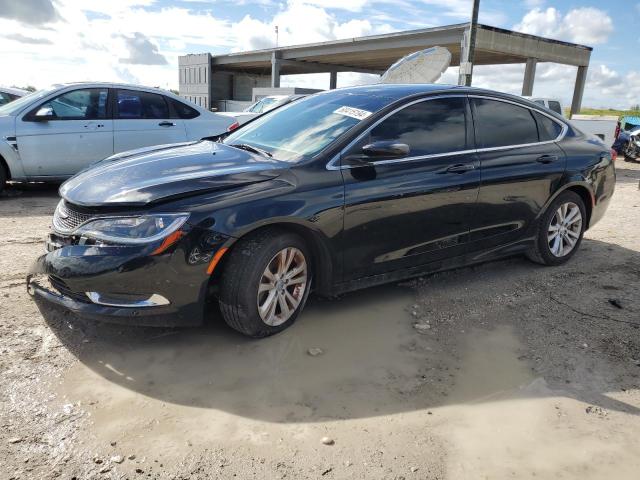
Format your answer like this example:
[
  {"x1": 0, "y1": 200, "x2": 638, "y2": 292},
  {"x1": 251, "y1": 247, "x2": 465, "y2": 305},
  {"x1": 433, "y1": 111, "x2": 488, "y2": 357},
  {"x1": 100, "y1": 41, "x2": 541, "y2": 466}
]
[{"x1": 1, "y1": 162, "x2": 639, "y2": 480}]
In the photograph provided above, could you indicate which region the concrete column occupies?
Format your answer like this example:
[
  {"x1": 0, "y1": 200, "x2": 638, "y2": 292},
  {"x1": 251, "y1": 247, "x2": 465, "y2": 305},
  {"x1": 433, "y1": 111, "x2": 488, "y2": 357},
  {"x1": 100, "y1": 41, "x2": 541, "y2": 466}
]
[
  {"x1": 570, "y1": 65, "x2": 588, "y2": 118},
  {"x1": 522, "y1": 58, "x2": 537, "y2": 96},
  {"x1": 329, "y1": 71, "x2": 337, "y2": 90},
  {"x1": 271, "y1": 52, "x2": 281, "y2": 88}
]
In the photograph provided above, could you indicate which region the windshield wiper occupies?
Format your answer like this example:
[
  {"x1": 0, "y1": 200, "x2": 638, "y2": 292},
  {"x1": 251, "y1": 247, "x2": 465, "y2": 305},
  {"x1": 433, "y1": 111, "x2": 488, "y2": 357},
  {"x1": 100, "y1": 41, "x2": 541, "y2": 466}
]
[{"x1": 230, "y1": 143, "x2": 273, "y2": 158}]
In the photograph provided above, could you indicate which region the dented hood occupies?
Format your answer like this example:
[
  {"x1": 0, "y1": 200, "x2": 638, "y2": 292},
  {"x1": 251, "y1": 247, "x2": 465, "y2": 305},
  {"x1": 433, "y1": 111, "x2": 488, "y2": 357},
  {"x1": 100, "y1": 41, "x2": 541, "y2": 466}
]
[{"x1": 59, "y1": 141, "x2": 287, "y2": 207}]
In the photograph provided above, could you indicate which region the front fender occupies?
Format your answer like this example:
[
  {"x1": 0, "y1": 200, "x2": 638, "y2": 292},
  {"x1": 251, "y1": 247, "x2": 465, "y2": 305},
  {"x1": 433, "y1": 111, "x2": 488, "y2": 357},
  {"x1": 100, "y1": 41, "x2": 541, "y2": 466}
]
[{"x1": 1, "y1": 127, "x2": 27, "y2": 180}]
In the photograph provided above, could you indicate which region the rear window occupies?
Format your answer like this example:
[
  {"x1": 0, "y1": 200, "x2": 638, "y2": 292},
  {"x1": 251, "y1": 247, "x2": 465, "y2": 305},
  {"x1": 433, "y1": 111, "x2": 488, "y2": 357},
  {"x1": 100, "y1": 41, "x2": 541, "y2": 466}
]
[
  {"x1": 116, "y1": 89, "x2": 168, "y2": 119},
  {"x1": 533, "y1": 111, "x2": 563, "y2": 141},
  {"x1": 472, "y1": 98, "x2": 539, "y2": 148},
  {"x1": 170, "y1": 98, "x2": 200, "y2": 119}
]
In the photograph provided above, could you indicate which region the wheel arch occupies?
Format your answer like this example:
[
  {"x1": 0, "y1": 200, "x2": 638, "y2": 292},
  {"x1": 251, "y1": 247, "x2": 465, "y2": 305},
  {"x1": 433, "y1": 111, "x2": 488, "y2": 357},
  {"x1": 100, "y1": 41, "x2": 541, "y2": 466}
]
[
  {"x1": 0, "y1": 153, "x2": 9, "y2": 181},
  {"x1": 540, "y1": 182, "x2": 594, "y2": 229},
  {"x1": 217, "y1": 221, "x2": 337, "y2": 296}
]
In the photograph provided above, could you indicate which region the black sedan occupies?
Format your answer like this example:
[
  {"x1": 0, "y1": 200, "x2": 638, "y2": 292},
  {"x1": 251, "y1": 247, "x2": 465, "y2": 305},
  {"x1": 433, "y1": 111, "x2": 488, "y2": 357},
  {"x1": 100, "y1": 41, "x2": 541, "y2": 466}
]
[{"x1": 28, "y1": 84, "x2": 616, "y2": 337}]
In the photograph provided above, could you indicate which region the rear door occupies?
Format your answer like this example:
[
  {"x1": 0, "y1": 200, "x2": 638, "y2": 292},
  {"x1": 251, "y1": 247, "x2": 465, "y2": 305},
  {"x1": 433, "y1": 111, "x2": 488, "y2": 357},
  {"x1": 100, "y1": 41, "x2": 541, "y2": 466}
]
[
  {"x1": 113, "y1": 89, "x2": 187, "y2": 153},
  {"x1": 16, "y1": 87, "x2": 113, "y2": 176},
  {"x1": 340, "y1": 96, "x2": 480, "y2": 280},
  {"x1": 467, "y1": 96, "x2": 566, "y2": 254}
]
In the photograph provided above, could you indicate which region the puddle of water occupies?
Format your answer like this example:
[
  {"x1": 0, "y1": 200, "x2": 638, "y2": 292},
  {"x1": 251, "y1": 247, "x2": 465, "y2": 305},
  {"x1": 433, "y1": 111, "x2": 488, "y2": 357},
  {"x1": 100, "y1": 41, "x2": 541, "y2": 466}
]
[
  {"x1": 65, "y1": 287, "x2": 432, "y2": 418},
  {"x1": 443, "y1": 326, "x2": 640, "y2": 479},
  {"x1": 448, "y1": 325, "x2": 535, "y2": 404}
]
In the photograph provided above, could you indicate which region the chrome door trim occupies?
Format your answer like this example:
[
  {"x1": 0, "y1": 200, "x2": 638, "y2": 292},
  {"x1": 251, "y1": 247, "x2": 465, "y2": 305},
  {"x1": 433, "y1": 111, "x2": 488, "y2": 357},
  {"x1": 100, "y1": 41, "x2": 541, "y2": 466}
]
[{"x1": 327, "y1": 93, "x2": 569, "y2": 171}]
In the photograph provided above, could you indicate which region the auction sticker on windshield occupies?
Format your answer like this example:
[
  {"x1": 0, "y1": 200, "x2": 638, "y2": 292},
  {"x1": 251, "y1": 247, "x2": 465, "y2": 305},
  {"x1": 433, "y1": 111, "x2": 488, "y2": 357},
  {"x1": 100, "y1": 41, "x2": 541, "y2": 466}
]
[{"x1": 334, "y1": 106, "x2": 372, "y2": 121}]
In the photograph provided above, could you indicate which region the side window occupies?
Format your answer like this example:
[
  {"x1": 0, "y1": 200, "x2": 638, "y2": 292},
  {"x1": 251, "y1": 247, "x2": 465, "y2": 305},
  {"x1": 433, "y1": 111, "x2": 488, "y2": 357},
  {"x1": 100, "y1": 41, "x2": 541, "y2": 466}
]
[
  {"x1": 116, "y1": 90, "x2": 169, "y2": 119},
  {"x1": 35, "y1": 88, "x2": 108, "y2": 120},
  {"x1": 533, "y1": 111, "x2": 563, "y2": 141},
  {"x1": 0, "y1": 92, "x2": 9, "y2": 106},
  {"x1": 169, "y1": 98, "x2": 199, "y2": 119},
  {"x1": 548, "y1": 101, "x2": 562, "y2": 115},
  {"x1": 362, "y1": 97, "x2": 468, "y2": 157},
  {"x1": 472, "y1": 98, "x2": 539, "y2": 148}
]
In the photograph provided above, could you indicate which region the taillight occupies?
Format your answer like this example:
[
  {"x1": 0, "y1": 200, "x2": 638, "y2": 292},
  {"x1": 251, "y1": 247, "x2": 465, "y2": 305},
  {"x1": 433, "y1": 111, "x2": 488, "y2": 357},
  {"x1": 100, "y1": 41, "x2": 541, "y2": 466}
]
[
  {"x1": 614, "y1": 123, "x2": 620, "y2": 140},
  {"x1": 227, "y1": 121, "x2": 239, "y2": 132},
  {"x1": 610, "y1": 149, "x2": 617, "y2": 161}
]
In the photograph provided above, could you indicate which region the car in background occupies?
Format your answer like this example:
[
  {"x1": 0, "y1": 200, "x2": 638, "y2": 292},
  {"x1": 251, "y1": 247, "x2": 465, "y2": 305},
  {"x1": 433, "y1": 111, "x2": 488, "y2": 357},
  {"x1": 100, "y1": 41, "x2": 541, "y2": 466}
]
[
  {"x1": 218, "y1": 94, "x2": 306, "y2": 129},
  {"x1": 613, "y1": 115, "x2": 640, "y2": 152},
  {"x1": 524, "y1": 97, "x2": 564, "y2": 116},
  {"x1": 0, "y1": 86, "x2": 29, "y2": 106},
  {"x1": 0, "y1": 82, "x2": 236, "y2": 192},
  {"x1": 28, "y1": 85, "x2": 615, "y2": 338}
]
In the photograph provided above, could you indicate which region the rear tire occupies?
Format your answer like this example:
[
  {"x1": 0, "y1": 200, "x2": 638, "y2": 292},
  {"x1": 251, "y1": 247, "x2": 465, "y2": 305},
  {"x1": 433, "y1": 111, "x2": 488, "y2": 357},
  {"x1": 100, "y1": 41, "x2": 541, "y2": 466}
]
[
  {"x1": 218, "y1": 228, "x2": 312, "y2": 338},
  {"x1": 526, "y1": 191, "x2": 586, "y2": 266}
]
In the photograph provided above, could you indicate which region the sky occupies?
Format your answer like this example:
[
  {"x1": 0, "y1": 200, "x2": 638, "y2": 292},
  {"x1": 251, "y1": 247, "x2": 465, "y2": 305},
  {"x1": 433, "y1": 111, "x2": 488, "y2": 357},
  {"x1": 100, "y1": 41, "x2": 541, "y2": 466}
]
[{"x1": 0, "y1": 0, "x2": 638, "y2": 109}]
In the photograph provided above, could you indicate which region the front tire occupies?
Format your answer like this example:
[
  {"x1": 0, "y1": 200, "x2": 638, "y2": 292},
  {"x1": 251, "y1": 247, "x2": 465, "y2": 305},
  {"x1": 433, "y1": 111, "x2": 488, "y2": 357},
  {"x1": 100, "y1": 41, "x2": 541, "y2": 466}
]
[
  {"x1": 0, "y1": 164, "x2": 6, "y2": 195},
  {"x1": 218, "y1": 228, "x2": 312, "y2": 337},
  {"x1": 527, "y1": 191, "x2": 586, "y2": 266}
]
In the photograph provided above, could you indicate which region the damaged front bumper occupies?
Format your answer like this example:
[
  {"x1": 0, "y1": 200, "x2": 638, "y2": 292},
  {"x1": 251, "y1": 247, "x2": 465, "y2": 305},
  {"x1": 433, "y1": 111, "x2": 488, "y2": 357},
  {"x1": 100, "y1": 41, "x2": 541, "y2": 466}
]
[{"x1": 27, "y1": 228, "x2": 230, "y2": 327}]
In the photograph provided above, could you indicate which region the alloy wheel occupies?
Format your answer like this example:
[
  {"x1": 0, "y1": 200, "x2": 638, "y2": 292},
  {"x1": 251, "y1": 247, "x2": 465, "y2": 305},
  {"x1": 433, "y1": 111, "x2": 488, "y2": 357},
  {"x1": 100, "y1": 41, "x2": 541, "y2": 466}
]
[
  {"x1": 257, "y1": 247, "x2": 308, "y2": 326},
  {"x1": 547, "y1": 201, "x2": 582, "y2": 257}
]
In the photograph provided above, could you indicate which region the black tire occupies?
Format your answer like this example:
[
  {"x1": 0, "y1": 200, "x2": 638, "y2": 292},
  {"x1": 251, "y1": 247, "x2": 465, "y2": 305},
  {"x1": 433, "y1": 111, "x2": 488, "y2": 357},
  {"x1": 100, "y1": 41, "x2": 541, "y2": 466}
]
[
  {"x1": 526, "y1": 191, "x2": 586, "y2": 266},
  {"x1": 218, "y1": 228, "x2": 312, "y2": 338},
  {"x1": 0, "y1": 163, "x2": 6, "y2": 195}
]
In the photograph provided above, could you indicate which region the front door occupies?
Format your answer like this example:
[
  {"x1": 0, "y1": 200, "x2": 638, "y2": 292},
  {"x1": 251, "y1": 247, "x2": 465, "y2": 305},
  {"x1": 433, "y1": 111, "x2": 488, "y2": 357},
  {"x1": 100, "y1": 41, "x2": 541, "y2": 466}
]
[
  {"x1": 340, "y1": 96, "x2": 480, "y2": 281},
  {"x1": 16, "y1": 87, "x2": 113, "y2": 177},
  {"x1": 113, "y1": 89, "x2": 187, "y2": 153}
]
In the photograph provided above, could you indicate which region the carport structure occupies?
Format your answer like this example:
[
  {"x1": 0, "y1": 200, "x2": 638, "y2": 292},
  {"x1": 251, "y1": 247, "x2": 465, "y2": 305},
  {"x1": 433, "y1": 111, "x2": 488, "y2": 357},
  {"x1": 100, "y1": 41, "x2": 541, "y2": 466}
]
[{"x1": 179, "y1": 23, "x2": 592, "y2": 115}]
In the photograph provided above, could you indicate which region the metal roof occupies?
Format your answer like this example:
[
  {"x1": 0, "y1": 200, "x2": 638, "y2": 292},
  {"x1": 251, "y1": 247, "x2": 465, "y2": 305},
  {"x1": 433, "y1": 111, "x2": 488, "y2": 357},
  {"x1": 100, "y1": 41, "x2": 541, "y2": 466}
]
[{"x1": 204, "y1": 23, "x2": 592, "y2": 76}]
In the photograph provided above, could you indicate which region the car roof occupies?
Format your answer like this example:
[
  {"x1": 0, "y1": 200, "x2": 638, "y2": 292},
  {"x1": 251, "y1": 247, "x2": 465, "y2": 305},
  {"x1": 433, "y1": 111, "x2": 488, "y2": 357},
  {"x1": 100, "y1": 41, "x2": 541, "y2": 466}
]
[
  {"x1": 322, "y1": 83, "x2": 541, "y2": 106},
  {"x1": 0, "y1": 86, "x2": 29, "y2": 96}
]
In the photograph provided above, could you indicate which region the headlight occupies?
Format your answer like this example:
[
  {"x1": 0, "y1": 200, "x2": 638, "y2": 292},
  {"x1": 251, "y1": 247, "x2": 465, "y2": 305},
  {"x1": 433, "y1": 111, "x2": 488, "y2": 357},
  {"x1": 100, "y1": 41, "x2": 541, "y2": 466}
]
[{"x1": 74, "y1": 213, "x2": 189, "y2": 245}]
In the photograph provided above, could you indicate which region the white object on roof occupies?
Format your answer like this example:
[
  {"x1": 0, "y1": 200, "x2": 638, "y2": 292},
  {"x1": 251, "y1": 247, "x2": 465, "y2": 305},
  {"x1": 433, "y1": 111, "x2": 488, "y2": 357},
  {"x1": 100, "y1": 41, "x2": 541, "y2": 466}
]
[{"x1": 380, "y1": 46, "x2": 452, "y2": 84}]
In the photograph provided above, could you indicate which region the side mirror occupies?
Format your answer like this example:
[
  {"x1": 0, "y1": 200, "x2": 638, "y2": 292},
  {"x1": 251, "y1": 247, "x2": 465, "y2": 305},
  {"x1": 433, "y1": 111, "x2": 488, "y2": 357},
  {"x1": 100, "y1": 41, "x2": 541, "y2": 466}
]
[
  {"x1": 33, "y1": 106, "x2": 55, "y2": 121},
  {"x1": 362, "y1": 141, "x2": 410, "y2": 159}
]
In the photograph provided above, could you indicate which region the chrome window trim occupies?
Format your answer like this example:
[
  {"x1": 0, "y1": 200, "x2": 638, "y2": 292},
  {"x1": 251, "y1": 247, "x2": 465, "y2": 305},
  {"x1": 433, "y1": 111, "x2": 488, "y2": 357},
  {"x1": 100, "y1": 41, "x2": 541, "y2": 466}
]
[{"x1": 326, "y1": 93, "x2": 568, "y2": 171}]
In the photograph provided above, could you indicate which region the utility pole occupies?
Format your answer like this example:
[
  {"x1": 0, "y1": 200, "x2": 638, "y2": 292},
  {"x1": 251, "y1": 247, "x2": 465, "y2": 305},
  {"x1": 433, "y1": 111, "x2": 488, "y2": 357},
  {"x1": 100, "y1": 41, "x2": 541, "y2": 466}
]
[
  {"x1": 275, "y1": 25, "x2": 279, "y2": 48},
  {"x1": 458, "y1": 0, "x2": 480, "y2": 86}
]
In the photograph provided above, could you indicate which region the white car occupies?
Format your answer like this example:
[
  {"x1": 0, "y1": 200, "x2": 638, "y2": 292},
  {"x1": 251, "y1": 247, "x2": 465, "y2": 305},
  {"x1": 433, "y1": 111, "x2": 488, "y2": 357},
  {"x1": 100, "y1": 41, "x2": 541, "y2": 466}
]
[
  {"x1": 523, "y1": 97, "x2": 564, "y2": 116},
  {"x1": 0, "y1": 86, "x2": 29, "y2": 106},
  {"x1": 218, "y1": 95, "x2": 306, "y2": 128},
  {"x1": 0, "y1": 82, "x2": 235, "y2": 191}
]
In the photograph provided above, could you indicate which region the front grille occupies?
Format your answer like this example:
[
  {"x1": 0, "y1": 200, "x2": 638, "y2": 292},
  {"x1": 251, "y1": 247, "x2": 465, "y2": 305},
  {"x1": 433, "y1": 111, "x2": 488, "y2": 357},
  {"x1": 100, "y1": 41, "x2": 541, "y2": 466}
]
[
  {"x1": 48, "y1": 275, "x2": 88, "y2": 302},
  {"x1": 52, "y1": 201, "x2": 97, "y2": 234}
]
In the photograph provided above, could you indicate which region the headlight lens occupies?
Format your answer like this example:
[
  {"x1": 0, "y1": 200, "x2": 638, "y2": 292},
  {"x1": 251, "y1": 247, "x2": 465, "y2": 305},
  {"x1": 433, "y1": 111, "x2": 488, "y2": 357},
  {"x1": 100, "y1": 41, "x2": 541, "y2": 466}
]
[{"x1": 74, "y1": 213, "x2": 189, "y2": 245}]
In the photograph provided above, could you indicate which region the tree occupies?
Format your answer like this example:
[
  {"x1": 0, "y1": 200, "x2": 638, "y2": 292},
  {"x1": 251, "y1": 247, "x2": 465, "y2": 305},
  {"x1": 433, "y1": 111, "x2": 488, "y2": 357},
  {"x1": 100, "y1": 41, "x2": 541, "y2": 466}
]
[{"x1": 631, "y1": 104, "x2": 640, "y2": 112}]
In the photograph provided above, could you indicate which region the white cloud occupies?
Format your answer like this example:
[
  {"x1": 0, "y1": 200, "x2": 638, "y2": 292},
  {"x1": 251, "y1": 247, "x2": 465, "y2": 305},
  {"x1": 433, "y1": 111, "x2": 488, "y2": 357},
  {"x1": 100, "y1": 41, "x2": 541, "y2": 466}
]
[
  {"x1": 514, "y1": 7, "x2": 613, "y2": 45},
  {"x1": 119, "y1": 32, "x2": 168, "y2": 65},
  {"x1": 0, "y1": 0, "x2": 634, "y2": 110},
  {"x1": 0, "y1": 0, "x2": 60, "y2": 25}
]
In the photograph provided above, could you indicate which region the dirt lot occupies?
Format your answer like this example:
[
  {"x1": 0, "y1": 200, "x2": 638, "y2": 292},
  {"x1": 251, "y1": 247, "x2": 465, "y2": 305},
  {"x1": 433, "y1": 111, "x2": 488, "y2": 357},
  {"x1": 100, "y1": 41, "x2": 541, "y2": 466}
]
[{"x1": 1, "y1": 162, "x2": 639, "y2": 480}]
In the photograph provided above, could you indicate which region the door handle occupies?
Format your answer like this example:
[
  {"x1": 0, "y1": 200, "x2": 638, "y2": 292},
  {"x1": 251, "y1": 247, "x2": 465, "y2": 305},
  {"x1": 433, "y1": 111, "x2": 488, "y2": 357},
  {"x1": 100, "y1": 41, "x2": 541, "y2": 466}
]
[
  {"x1": 158, "y1": 121, "x2": 176, "y2": 127},
  {"x1": 444, "y1": 163, "x2": 475, "y2": 173},
  {"x1": 536, "y1": 155, "x2": 558, "y2": 164}
]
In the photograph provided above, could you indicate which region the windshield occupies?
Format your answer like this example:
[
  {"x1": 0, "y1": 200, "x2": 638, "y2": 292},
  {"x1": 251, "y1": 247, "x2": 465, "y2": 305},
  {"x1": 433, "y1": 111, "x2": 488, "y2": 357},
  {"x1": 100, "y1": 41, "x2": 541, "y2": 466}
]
[
  {"x1": 0, "y1": 86, "x2": 57, "y2": 116},
  {"x1": 224, "y1": 91, "x2": 396, "y2": 162}
]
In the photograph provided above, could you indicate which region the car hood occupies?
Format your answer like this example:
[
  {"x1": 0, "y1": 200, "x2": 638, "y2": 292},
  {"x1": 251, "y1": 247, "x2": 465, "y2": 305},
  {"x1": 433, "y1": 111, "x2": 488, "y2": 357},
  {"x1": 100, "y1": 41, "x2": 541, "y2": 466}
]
[{"x1": 60, "y1": 141, "x2": 289, "y2": 207}]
